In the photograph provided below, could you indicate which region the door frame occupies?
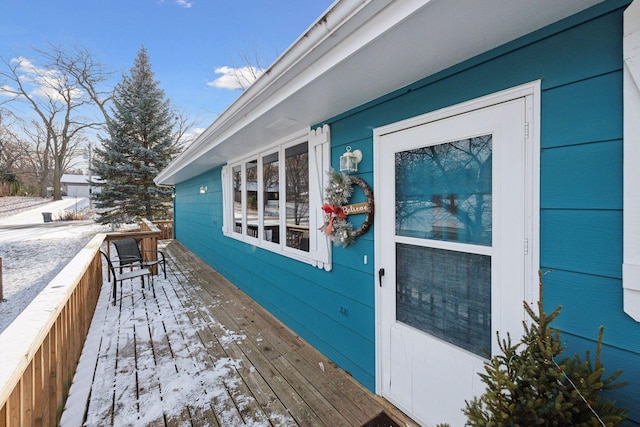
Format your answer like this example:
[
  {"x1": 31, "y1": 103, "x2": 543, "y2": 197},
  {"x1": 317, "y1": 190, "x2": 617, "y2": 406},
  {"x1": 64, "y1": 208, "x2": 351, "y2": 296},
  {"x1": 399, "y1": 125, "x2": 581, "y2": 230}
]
[{"x1": 373, "y1": 81, "x2": 541, "y2": 398}]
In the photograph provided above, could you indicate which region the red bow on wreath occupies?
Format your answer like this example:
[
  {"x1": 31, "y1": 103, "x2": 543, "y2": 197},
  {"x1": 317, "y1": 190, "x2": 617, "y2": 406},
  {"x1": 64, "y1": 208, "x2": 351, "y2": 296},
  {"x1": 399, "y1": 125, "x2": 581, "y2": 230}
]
[{"x1": 321, "y1": 203, "x2": 347, "y2": 235}]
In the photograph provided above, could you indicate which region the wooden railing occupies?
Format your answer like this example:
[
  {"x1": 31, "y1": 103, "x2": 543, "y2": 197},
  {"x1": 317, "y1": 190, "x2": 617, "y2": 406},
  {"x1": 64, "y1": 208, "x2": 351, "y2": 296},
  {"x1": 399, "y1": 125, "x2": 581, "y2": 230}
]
[
  {"x1": 105, "y1": 219, "x2": 163, "y2": 276},
  {"x1": 0, "y1": 220, "x2": 169, "y2": 426},
  {"x1": 151, "y1": 220, "x2": 173, "y2": 240},
  {"x1": 0, "y1": 234, "x2": 104, "y2": 427}
]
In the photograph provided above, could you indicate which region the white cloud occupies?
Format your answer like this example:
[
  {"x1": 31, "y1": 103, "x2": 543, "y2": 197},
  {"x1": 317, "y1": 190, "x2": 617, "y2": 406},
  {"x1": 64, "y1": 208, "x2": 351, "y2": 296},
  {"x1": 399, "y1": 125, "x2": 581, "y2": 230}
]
[
  {"x1": 175, "y1": 0, "x2": 193, "y2": 8},
  {"x1": 180, "y1": 127, "x2": 205, "y2": 147},
  {"x1": 10, "y1": 57, "x2": 84, "y2": 102},
  {"x1": 0, "y1": 84, "x2": 16, "y2": 98},
  {"x1": 206, "y1": 65, "x2": 264, "y2": 90}
]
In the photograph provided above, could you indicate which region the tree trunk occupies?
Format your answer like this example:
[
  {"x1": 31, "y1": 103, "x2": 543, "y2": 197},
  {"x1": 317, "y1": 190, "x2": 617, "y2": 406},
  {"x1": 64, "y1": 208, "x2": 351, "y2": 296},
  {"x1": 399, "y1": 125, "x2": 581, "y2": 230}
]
[{"x1": 53, "y1": 157, "x2": 62, "y2": 200}]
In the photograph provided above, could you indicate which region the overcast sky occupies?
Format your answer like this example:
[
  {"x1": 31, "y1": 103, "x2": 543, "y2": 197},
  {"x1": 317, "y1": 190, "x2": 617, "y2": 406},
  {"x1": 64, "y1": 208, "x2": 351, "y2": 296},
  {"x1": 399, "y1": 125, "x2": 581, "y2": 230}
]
[{"x1": 0, "y1": 0, "x2": 334, "y2": 136}]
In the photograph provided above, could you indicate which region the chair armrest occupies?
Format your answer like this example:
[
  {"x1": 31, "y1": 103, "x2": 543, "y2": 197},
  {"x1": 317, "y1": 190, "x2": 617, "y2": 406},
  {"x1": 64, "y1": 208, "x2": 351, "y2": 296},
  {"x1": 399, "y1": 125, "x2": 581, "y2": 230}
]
[{"x1": 139, "y1": 250, "x2": 166, "y2": 262}]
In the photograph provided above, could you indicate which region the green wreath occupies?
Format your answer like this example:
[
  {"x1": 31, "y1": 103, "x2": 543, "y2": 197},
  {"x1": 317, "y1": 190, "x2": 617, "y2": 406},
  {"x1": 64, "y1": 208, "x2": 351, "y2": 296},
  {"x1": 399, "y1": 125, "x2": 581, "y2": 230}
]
[{"x1": 320, "y1": 169, "x2": 374, "y2": 247}]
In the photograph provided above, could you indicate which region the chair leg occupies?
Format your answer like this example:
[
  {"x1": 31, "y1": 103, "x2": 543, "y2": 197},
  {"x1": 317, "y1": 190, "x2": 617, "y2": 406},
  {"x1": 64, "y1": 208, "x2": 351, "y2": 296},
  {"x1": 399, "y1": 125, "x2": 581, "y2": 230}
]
[{"x1": 112, "y1": 279, "x2": 117, "y2": 306}]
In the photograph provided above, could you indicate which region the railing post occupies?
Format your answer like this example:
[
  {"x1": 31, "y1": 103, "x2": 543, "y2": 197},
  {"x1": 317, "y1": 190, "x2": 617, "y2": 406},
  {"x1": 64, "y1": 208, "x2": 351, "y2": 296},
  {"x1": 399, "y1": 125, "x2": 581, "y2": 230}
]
[{"x1": 0, "y1": 257, "x2": 4, "y2": 303}]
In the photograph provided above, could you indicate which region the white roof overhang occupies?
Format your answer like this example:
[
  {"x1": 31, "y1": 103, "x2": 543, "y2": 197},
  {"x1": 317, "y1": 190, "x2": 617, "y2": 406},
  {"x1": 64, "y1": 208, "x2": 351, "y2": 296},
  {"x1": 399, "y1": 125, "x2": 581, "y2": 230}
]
[{"x1": 155, "y1": 0, "x2": 603, "y2": 186}]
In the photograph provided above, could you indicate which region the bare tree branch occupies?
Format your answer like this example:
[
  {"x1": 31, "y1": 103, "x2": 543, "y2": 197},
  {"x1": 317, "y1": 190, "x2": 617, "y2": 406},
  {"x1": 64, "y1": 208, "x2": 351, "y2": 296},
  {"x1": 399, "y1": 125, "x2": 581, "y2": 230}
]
[{"x1": 0, "y1": 44, "x2": 121, "y2": 199}]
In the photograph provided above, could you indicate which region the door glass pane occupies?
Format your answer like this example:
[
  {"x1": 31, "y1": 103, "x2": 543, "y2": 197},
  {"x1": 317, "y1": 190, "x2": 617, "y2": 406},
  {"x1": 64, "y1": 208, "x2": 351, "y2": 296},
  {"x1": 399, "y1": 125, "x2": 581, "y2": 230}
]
[
  {"x1": 285, "y1": 142, "x2": 309, "y2": 251},
  {"x1": 232, "y1": 165, "x2": 242, "y2": 234},
  {"x1": 263, "y1": 152, "x2": 280, "y2": 243},
  {"x1": 245, "y1": 159, "x2": 258, "y2": 238},
  {"x1": 396, "y1": 243, "x2": 491, "y2": 357},
  {"x1": 395, "y1": 135, "x2": 492, "y2": 246}
]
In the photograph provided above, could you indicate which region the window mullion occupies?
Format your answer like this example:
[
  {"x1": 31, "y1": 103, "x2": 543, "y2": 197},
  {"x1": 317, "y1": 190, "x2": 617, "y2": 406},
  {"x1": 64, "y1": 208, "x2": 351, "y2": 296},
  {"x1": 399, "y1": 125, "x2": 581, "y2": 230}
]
[
  {"x1": 257, "y1": 154, "x2": 264, "y2": 242},
  {"x1": 242, "y1": 161, "x2": 247, "y2": 237},
  {"x1": 279, "y1": 145, "x2": 286, "y2": 249}
]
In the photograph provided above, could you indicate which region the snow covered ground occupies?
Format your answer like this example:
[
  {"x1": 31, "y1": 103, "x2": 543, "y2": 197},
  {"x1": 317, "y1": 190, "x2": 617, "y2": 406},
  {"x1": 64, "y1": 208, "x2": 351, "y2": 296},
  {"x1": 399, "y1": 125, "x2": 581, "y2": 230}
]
[{"x1": 0, "y1": 197, "x2": 110, "y2": 333}]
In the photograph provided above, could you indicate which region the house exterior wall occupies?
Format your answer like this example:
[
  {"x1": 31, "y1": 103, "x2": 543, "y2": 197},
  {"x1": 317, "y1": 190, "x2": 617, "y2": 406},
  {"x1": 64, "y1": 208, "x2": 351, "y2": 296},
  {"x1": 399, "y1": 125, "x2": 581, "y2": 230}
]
[
  {"x1": 63, "y1": 183, "x2": 91, "y2": 198},
  {"x1": 174, "y1": 1, "x2": 639, "y2": 422}
]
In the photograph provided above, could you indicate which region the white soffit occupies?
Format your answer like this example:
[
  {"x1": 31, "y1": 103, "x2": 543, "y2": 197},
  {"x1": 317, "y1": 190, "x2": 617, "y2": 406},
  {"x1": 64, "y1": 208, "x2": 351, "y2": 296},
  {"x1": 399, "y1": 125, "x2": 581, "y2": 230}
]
[{"x1": 156, "y1": 0, "x2": 603, "y2": 185}]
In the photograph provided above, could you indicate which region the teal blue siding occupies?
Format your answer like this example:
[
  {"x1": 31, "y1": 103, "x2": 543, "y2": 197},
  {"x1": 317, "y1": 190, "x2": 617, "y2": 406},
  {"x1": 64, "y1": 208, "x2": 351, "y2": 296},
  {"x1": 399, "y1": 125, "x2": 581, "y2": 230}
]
[
  {"x1": 174, "y1": 1, "x2": 639, "y2": 422},
  {"x1": 175, "y1": 166, "x2": 378, "y2": 388},
  {"x1": 541, "y1": 72, "x2": 623, "y2": 148},
  {"x1": 541, "y1": 140, "x2": 623, "y2": 209}
]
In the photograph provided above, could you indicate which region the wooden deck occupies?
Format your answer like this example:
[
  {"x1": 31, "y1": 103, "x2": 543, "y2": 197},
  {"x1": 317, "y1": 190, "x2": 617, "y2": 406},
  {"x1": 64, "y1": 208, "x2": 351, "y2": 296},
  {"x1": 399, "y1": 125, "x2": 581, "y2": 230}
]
[{"x1": 68, "y1": 240, "x2": 418, "y2": 427}]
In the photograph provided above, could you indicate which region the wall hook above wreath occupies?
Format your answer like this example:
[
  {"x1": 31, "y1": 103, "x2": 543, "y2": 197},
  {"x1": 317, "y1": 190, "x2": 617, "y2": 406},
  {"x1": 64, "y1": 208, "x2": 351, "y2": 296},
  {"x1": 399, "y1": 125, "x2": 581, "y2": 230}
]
[{"x1": 320, "y1": 169, "x2": 374, "y2": 247}]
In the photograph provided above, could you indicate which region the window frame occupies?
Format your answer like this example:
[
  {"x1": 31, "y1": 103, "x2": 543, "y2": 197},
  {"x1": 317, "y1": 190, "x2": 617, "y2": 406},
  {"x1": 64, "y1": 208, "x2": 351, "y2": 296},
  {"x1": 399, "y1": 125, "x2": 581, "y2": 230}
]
[{"x1": 223, "y1": 128, "x2": 331, "y2": 267}]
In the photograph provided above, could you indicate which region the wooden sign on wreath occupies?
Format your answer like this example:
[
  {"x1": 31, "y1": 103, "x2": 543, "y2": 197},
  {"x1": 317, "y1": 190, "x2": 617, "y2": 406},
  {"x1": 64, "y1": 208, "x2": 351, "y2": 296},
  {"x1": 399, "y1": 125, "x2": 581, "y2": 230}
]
[{"x1": 320, "y1": 169, "x2": 374, "y2": 247}]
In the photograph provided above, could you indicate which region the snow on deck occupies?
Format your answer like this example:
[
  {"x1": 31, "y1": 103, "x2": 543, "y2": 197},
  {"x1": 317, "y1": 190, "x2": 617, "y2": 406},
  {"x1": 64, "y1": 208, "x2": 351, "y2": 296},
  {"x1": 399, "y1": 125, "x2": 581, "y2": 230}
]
[{"x1": 62, "y1": 241, "x2": 417, "y2": 427}]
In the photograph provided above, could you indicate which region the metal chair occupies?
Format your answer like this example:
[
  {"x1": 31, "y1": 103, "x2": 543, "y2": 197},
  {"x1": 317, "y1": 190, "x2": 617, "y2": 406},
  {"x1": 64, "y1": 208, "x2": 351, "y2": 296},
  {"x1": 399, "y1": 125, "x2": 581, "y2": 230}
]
[
  {"x1": 112, "y1": 237, "x2": 167, "y2": 279},
  {"x1": 100, "y1": 250, "x2": 151, "y2": 305}
]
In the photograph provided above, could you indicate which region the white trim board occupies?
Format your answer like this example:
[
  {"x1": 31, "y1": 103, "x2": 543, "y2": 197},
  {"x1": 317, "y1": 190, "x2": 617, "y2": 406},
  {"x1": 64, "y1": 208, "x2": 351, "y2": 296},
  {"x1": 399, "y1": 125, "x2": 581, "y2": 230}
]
[{"x1": 624, "y1": 0, "x2": 640, "y2": 321}]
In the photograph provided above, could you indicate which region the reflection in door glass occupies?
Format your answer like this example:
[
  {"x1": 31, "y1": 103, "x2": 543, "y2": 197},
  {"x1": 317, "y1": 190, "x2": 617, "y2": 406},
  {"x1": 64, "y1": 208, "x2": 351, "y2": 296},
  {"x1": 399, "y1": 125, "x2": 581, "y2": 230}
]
[
  {"x1": 395, "y1": 135, "x2": 492, "y2": 246},
  {"x1": 396, "y1": 243, "x2": 491, "y2": 357}
]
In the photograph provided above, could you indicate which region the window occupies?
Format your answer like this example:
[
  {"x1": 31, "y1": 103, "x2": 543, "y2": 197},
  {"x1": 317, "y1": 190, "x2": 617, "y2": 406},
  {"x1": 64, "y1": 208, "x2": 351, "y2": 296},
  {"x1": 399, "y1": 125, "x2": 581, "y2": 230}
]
[
  {"x1": 246, "y1": 159, "x2": 258, "y2": 239},
  {"x1": 232, "y1": 165, "x2": 242, "y2": 234},
  {"x1": 285, "y1": 142, "x2": 309, "y2": 251},
  {"x1": 222, "y1": 126, "x2": 332, "y2": 270},
  {"x1": 263, "y1": 152, "x2": 280, "y2": 244},
  {"x1": 394, "y1": 135, "x2": 493, "y2": 357}
]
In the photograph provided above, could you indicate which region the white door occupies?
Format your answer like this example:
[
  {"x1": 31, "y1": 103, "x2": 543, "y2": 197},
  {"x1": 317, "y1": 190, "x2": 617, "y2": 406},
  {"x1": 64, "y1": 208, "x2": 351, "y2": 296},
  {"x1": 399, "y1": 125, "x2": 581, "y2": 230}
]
[{"x1": 376, "y1": 96, "x2": 533, "y2": 426}]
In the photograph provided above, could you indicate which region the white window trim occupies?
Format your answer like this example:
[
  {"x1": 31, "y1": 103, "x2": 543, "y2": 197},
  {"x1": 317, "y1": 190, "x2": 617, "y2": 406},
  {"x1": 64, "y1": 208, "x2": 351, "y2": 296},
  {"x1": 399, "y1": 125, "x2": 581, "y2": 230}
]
[
  {"x1": 308, "y1": 125, "x2": 332, "y2": 270},
  {"x1": 221, "y1": 126, "x2": 332, "y2": 271},
  {"x1": 624, "y1": 0, "x2": 640, "y2": 321}
]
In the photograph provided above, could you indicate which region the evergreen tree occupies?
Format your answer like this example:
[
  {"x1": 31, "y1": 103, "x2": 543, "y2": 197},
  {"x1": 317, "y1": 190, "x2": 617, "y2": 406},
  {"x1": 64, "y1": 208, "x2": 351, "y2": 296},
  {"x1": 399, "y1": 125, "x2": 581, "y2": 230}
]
[
  {"x1": 463, "y1": 271, "x2": 627, "y2": 426},
  {"x1": 92, "y1": 47, "x2": 180, "y2": 225}
]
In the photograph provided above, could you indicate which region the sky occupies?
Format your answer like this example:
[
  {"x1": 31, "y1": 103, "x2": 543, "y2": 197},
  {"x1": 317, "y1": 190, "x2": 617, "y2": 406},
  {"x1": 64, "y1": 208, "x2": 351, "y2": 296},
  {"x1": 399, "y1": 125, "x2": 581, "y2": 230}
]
[{"x1": 0, "y1": 0, "x2": 335, "y2": 138}]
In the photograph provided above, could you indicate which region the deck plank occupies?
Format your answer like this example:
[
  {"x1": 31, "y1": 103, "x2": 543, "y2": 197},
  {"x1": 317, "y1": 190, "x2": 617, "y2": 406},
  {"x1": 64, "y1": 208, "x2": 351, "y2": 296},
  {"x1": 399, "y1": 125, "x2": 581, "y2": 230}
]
[
  {"x1": 83, "y1": 296, "x2": 117, "y2": 426},
  {"x1": 131, "y1": 284, "x2": 164, "y2": 427},
  {"x1": 169, "y1": 245, "x2": 302, "y2": 359},
  {"x1": 282, "y1": 349, "x2": 371, "y2": 426},
  {"x1": 112, "y1": 281, "x2": 144, "y2": 427},
  {"x1": 151, "y1": 280, "x2": 208, "y2": 427},
  {"x1": 165, "y1": 270, "x2": 258, "y2": 425},
  {"x1": 73, "y1": 240, "x2": 418, "y2": 427}
]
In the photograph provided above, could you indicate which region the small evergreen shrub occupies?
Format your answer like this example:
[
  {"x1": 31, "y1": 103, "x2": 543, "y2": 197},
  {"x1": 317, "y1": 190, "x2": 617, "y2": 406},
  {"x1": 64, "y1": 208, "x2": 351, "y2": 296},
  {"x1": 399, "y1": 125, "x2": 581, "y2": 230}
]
[{"x1": 463, "y1": 271, "x2": 627, "y2": 426}]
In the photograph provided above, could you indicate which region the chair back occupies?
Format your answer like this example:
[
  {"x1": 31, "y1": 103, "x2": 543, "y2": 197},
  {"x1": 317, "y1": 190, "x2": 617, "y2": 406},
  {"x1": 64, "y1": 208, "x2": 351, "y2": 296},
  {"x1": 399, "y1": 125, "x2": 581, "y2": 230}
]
[{"x1": 112, "y1": 238, "x2": 143, "y2": 266}]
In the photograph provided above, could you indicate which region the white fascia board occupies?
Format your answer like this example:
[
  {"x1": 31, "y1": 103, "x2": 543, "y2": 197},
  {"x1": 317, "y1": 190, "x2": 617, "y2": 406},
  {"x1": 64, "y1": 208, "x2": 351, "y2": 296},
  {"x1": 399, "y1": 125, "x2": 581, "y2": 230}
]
[
  {"x1": 624, "y1": 0, "x2": 640, "y2": 321},
  {"x1": 156, "y1": 0, "x2": 603, "y2": 186},
  {"x1": 155, "y1": 0, "x2": 429, "y2": 185}
]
